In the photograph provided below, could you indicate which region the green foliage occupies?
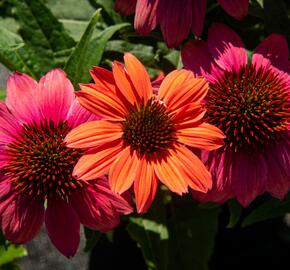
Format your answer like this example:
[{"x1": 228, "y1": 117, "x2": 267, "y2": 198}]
[
  {"x1": 227, "y1": 199, "x2": 243, "y2": 228},
  {"x1": 84, "y1": 228, "x2": 101, "y2": 252},
  {"x1": 242, "y1": 194, "x2": 290, "y2": 227},
  {"x1": 0, "y1": 245, "x2": 27, "y2": 266}
]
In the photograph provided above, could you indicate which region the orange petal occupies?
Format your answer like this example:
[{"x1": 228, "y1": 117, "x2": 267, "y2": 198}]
[
  {"x1": 154, "y1": 150, "x2": 189, "y2": 195},
  {"x1": 171, "y1": 102, "x2": 206, "y2": 128},
  {"x1": 73, "y1": 140, "x2": 124, "y2": 181},
  {"x1": 65, "y1": 120, "x2": 123, "y2": 149},
  {"x1": 134, "y1": 158, "x2": 158, "y2": 213},
  {"x1": 78, "y1": 84, "x2": 127, "y2": 120},
  {"x1": 177, "y1": 122, "x2": 225, "y2": 151},
  {"x1": 124, "y1": 53, "x2": 152, "y2": 102},
  {"x1": 90, "y1": 66, "x2": 116, "y2": 94},
  {"x1": 113, "y1": 61, "x2": 140, "y2": 105},
  {"x1": 109, "y1": 147, "x2": 138, "y2": 194},
  {"x1": 158, "y1": 70, "x2": 208, "y2": 112},
  {"x1": 172, "y1": 144, "x2": 212, "y2": 193}
]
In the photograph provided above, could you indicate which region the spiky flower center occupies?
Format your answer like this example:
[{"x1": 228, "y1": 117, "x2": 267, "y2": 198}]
[
  {"x1": 206, "y1": 65, "x2": 290, "y2": 152},
  {"x1": 4, "y1": 120, "x2": 84, "y2": 200},
  {"x1": 122, "y1": 97, "x2": 176, "y2": 156}
]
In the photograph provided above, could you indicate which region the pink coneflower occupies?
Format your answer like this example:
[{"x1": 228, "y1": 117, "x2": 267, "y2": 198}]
[
  {"x1": 182, "y1": 23, "x2": 290, "y2": 206},
  {"x1": 0, "y1": 70, "x2": 132, "y2": 257},
  {"x1": 115, "y1": 0, "x2": 249, "y2": 48},
  {"x1": 64, "y1": 53, "x2": 225, "y2": 213}
]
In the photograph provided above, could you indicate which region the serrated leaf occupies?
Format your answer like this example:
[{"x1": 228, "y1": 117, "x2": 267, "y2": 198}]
[
  {"x1": 242, "y1": 193, "x2": 290, "y2": 227},
  {"x1": 227, "y1": 199, "x2": 242, "y2": 228},
  {"x1": 0, "y1": 245, "x2": 27, "y2": 266},
  {"x1": 12, "y1": 0, "x2": 75, "y2": 72},
  {"x1": 65, "y1": 8, "x2": 130, "y2": 84},
  {"x1": 0, "y1": 28, "x2": 43, "y2": 78}
]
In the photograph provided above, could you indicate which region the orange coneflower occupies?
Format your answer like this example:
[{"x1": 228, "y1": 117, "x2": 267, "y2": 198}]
[{"x1": 65, "y1": 53, "x2": 224, "y2": 213}]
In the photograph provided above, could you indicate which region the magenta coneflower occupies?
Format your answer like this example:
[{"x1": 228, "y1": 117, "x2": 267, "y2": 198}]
[
  {"x1": 115, "y1": 0, "x2": 249, "y2": 48},
  {"x1": 182, "y1": 23, "x2": 290, "y2": 206},
  {"x1": 0, "y1": 70, "x2": 132, "y2": 257}
]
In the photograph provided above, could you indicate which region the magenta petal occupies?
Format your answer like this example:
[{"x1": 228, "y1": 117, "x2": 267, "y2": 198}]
[
  {"x1": 45, "y1": 196, "x2": 80, "y2": 257},
  {"x1": 208, "y1": 23, "x2": 247, "y2": 72},
  {"x1": 158, "y1": 0, "x2": 192, "y2": 48},
  {"x1": 252, "y1": 33, "x2": 289, "y2": 72},
  {"x1": 182, "y1": 40, "x2": 213, "y2": 76},
  {"x1": 134, "y1": 0, "x2": 159, "y2": 35},
  {"x1": 0, "y1": 103, "x2": 22, "y2": 144},
  {"x1": 6, "y1": 72, "x2": 40, "y2": 124},
  {"x1": 115, "y1": 0, "x2": 136, "y2": 16},
  {"x1": 66, "y1": 99, "x2": 100, "y2": 128},
  {"x1": 218, "y1": 0, "x2": 248, "y2": 20},
  {"x1": 0, "y1": 179, "x2": 15, "y2": 217},
  {"x1": 70, "y1": 178, "x2": 132, "y2": 232},
  {"x1": 38, "y1": 69, "x2": 74, "y2": 124},
  {"x1": 232, "y1": 153, "x2": 267, "y2": 207},
  {"x1": 2, "y1": 194, "x2": 44, "y2": 243},
  {"x1": 191, "y1": 0, "x2": 206, "y2": 37}
]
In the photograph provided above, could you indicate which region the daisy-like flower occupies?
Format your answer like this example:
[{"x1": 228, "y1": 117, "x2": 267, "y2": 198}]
[
  {"x1": 0, "y1": 70, "x2": 132, "y2": 257},
  {"x1": 115, "y1": 0, "x2": 249, "y2": 48},
  {"x1": 64, "y1": 53, "x2": 225, "y2": 213},
  {"x1": 182, "y1": 23, "x2": 290, "y2": 206}
]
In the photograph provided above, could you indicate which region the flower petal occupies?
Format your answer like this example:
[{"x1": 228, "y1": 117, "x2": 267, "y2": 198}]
[
  {"x1": 208, "y1": 23, "x2": 247, "y2": 72},
  {"x1": 90, "y1": 66, "x2": 116, "y2": 94},
  {"x1": 77, "y1": 84, "x2": 126, "y2": 120},
  {"x1": 115, "y1": 0, "x2": 136, "y2": 16},
  {"x1": 109, "y1": 147, "x2": 138, "y2": 194},
  {"x1": 232, "y1": 152, "x2": 267, "y2": 207},
  {"x1": 134, "y1": 158, "x2": 158, "y2": 213},
  {"x1": 38, "y1": 69, "x2": 74, "y2": 124},
  {"x1": 218, "y1": 0, "x2": 248, "y2": 20},
  {"x1": 45, "y1": 196, "x2": 80, "y2": 257},
  {"x1": 134, "y1": 0, "x2": 158, "y2": 35},
  {"x1": 6, "y1": 72, "x2": 40, "y2": 124},
  {"x1": 66, "y1": 99, "x2": 100, "y2": 128},
  {"x1": 177, "y1": 122, "x2": 225, "y2": 151},
  {"x1": 73, "y1": 140, "x2": 124, "y2": 181},
  {"x1": 191, "y1": 0, "x2": 206, "y2": 37},
  {"x1": 158, "y1": 70, "x2": 208, "y2": 111},
  {"x1": 252, "y1": 33, "x2": 289, "y2": 72},
  {"x1": 124, "y1": 53, "x2": 152, "y2": 102},
  {"x1": 2, "y1": 194, "x2": 44, "y2": 243},
  {"x1": 158, "y1": 0, "x2": 192, "y2": 48},
  {"x1": 65, "y1": 120, "x2": 123, "y2": 149}
]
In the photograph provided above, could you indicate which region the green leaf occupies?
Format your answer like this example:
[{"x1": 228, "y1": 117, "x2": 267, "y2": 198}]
[
  {"x1": 0, "y1": 245, "x2": 27, "y2": 266},
  {"x1": 242, "y1": 193, "x2": 290, "y2": 227},
  {"x1": 168, "y1": 200, "x2": 220, "y2": 270},
  {"x1": 0, "y1": 28, "x2": 43, "y2": 78},
  {"x1": 91, "y1": 0, "x2": 122, "y2": 23},
  {"x1": 127, "y1": 217, "x2": 169, "y2": 270},
  {"x1": 84, "y1": 227, "x2": 101, "y2": 252},
  {"x1": 227, "y1": 199, "x2": 242, "y2": 228},
  {"x1": 65, "y1": 8, "x2": 130, "y2": 84},
  {"x1": 12, "y1": 0, "x2": 75, "y2": 72}
]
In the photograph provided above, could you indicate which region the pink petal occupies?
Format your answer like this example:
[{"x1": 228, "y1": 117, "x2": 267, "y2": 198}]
[
  {"x1": 134, "y1": 0, "x2": 159, "y2": 35},
  {"x1": 218, "y1": 0, "x2": 249, "y2": 20},
  {"x1": 158, "y1": 0, "x2": 192, "y2": 48},
  {"x1": 191, "y1": 0, "x2": 206, "y2": 37},
  {"x1": 38, "y1": 69, "x2": 74, "y2": 124},
  {"x1": 66, "y1": 99, "x2": 100, "y2": 128},
  {"x1": 70, "y1": 178, "x2": 132, "y2": 232},
  {"x1": 0, "y1": 103, "x2": 22, "y2": 144},
  {"x1": 45, "y1": 196, "x2": 80, "y2": 257},
  {"x1": 0, "y1": 179, "x2": 15, "y2": 216},
  {"x1": 232, "y1": 152, "x2": 267, "y2": 207},
  {"x1": 6, "y1": 72, "x2": 40, "y2": 124},
  {"x1": 2, "y1": 194, "x2": 44, "y2": 243},
  {"x1": 252, "y1": 33, "x2": 289, "y2": 72},
  {"x1": 115, "y1": 0, "x2": 136, "y2": 16},
  {"x1": 208, "y1": 23, "x2": 247, "y2": 73}
]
